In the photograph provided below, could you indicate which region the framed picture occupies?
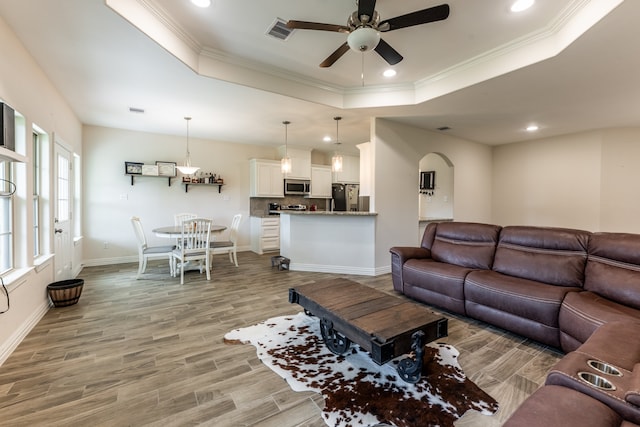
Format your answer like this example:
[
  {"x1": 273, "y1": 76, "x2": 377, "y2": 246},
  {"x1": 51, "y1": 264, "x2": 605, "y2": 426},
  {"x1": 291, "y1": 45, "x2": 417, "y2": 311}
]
[
  {"x1": 141, "y1": 164, "x2": 159, "y2": 176},
  {"x1": 420, "y1": 170, "x2": 435, "y2": 190},
  {"x1": 125, "y1": 161, "x2": 143, "y2": 175},
  {"x1": 156, "y1": 161, "x2": 177, "y2": 177}
]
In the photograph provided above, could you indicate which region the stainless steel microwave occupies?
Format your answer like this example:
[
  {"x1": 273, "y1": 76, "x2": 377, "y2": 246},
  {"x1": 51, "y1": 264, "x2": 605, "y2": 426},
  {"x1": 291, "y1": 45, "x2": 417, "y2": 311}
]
[{"x1": 284, "y1": 179, "x2": 310, "y2": 195}]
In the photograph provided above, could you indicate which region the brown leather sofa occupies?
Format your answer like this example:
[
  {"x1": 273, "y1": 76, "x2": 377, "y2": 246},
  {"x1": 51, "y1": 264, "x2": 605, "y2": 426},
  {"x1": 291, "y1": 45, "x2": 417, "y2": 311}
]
[
  {"x1": 504, "y1": 321, "x2": 640, "y2": 426},
  {"x1": 391, "y1": 222, "x2": 640, "y2": 425},
  {"x1": 390, "y1": 222, "x2": 640, "y2": 351}
]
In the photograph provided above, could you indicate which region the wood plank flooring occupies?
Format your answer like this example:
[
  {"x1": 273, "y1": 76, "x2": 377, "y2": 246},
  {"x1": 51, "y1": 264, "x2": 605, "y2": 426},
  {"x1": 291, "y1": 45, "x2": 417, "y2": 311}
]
[{"x1": 0, "y1": 252, "x2": 563, "y2": 426}]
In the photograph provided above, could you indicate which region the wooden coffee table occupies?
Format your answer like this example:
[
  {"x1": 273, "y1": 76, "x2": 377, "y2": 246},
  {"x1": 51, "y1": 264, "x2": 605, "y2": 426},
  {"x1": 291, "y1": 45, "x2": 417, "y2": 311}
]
[{"x1": 289, "y1": 278, "x2": 448, "y2": 383}]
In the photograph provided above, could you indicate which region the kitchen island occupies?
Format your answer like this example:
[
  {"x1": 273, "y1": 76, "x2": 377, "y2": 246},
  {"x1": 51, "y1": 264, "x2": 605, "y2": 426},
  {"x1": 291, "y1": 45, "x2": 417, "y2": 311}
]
[{"x1": 279, "y1": 211, "x2": 378, "y2": 275}]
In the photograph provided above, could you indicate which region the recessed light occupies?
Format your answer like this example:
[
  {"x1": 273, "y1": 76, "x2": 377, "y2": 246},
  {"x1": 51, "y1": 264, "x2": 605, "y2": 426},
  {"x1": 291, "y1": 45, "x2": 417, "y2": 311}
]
[
  {"x1": 191, "y1": 0, "x2": 211, "y2": 8},
  {"x1": 383, "y1": 69, "x2": 397, "y2": 78},
  {"x1": 323, "y1": 136, "x2": 332, "y2": 142},
  {"x1": 511, "y1": 0, "x2": 534, "y2": 12},
  {"x1": 526, "y1": 125, "x2": 539, "y2": 132}
]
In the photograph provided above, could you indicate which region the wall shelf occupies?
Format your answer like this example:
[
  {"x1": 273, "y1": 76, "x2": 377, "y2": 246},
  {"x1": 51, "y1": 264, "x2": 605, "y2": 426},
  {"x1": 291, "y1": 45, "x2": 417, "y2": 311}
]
[
  {"x1": 182, "y1": 182, "x2": 224, "y2": 193},
  {"x1": 126, "y1": 174, "x2": 174, "y2": 186}
]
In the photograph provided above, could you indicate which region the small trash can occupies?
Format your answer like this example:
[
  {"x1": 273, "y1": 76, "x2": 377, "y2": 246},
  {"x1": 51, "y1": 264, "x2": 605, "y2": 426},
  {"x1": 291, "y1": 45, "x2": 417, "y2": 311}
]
[{"x1": 47, "y1": 279, "x2": 84, "y2": 307}]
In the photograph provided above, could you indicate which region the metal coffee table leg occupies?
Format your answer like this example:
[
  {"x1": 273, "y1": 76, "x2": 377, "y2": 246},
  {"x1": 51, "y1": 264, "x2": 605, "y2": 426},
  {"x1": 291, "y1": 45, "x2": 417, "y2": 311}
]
[
  {"x1": 397, "y1": 330, "x2": 425, "y2": 383},
  {"x1": 320, "y1": 318, "x2": 351, "y2": 354}
]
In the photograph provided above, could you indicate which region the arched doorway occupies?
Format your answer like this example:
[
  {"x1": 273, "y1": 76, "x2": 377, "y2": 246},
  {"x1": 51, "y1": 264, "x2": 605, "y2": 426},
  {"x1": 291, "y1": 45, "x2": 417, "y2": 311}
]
[{"x1": 419, "y1": 152, "x2": 454, "y2": 220}]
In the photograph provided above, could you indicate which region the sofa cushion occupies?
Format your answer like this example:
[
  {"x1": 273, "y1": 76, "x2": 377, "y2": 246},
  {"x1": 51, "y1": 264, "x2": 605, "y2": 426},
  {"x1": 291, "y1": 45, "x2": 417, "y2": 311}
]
[
  {"x1": 586, "y1": 232, "x2": 640, "y2": 311},
  {"x1": 430, "y1": 222, "x2": 501, "y2": 270},
  {"x1": 492, "y1": 226, "x2": 589, "y2": 287},
  {"x1": 573, "y1": 321, "x2": 640, "y2": 371},
  {"x1": 465, "y1": 270, "x2": 580, "y2": 347},
  {"x1": 402, "y1": 259, "x2": 468, "y2": 314},
  {"x1": 503, "y1": 385, "x2": 627, "y2": 427},
  {"x1": 559, "y1": 291, "x2": 640, "y2": 352}
]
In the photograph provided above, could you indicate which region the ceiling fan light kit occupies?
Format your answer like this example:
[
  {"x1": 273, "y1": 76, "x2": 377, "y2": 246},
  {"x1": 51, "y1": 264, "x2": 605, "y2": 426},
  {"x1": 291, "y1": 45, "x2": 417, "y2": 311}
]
[
  {"x1": 176, "y1": 116, "x2": 200, "y2": 175},
  {"x1": 287, "y1": 1, "x2": 449, "y2": 68},
  {"x1": 347, "y1": 27, "x2": 380, "y2": 52}
]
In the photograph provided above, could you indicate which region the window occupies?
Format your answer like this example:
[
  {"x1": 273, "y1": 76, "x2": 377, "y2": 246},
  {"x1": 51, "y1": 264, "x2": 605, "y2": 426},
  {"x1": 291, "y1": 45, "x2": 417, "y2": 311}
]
[
  {"x1": 33, "y1": 132, "x2": 41, "y2": 257},
  {"x1": 0, "y1": 161, "x2": 13, "y2": 273}
]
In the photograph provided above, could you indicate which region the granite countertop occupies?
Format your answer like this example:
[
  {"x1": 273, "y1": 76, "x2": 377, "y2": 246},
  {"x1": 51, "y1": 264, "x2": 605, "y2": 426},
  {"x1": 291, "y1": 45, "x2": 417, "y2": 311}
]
[
  {"x1": 418, "y1": 217, "x2": 454, "y2": 222},
  {"x1": 281, "y1": 211, "x2": 377, "y2": 216}
]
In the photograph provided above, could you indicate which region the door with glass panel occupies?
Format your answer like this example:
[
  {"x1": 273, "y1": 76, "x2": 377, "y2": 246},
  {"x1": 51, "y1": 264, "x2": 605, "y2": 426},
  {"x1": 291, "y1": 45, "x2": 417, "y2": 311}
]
[{"x1": 54, "y1": 143, "x2": 73, "y2": 281}]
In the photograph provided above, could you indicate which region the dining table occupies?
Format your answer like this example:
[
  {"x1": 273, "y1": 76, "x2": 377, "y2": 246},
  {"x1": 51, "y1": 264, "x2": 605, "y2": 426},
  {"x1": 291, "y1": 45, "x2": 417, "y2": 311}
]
[
  {"x1": 152, "y1": 224, "x2": 228, "y2": 276},
  {"x1": 152, "y1": 224, "x2": 227, "y2": 238}
]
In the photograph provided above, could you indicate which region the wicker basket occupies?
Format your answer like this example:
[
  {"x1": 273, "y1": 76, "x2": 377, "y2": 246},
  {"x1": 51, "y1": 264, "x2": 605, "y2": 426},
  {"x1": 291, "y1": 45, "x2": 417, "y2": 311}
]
[{"x1": 47, "y1": 279, "x2": 84, "y2": 307}]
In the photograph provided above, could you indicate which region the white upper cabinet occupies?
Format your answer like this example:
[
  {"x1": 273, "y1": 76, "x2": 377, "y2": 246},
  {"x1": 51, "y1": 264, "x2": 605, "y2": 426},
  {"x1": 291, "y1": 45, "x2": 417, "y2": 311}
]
[
  {"x1": 331, "y1": 154, "x2": 360, "y2": 183},
  {"x1": 249, "y1": 159, "x2": 284, "y2": 197},
  {"x1": 309, "y1": 165, "x2": 332, "y2": 198},
  {"x1": 278, "y1": 146, "x2": 311, "y2": 180}
]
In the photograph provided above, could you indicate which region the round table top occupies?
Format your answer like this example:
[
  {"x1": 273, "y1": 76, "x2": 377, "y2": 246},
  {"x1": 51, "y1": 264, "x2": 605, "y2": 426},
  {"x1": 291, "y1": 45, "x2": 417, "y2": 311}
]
[{"x1": 153, "y1": 224, "x2": 226, "y2": 237}]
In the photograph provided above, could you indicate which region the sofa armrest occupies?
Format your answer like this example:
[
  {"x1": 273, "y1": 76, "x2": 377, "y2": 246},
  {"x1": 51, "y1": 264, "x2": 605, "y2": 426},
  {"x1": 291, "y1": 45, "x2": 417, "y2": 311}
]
[{"x1": 389, "y1": 246, "x2": 431, "y2": 293}]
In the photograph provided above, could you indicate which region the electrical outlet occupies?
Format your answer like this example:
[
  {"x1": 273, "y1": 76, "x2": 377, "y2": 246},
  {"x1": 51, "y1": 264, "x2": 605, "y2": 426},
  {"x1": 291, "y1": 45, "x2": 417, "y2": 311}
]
[
  {"x1": 119, "y1": 193, "x2": 128, "y2": 200},
  {"x1": 223, "y1": 195, "x2": 230, "y2": 201},
  {"x1": 103, "y1": 242, "x2": 109, "y2": 249}
]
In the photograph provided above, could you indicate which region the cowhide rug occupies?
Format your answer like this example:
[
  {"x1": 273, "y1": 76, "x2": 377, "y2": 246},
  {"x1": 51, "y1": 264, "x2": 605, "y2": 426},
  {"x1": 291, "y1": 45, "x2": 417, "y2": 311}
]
[{"x1": 224, "y1": 313, "x2": 498, "y2": 427}]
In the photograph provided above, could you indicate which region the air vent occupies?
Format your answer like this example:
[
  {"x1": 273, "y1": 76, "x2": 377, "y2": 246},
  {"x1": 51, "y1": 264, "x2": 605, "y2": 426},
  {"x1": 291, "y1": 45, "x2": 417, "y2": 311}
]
[
  {"x1": 129, "y1": 107, "x2": 145, "y2": 114},
  {"x1": 437, "y1": 126, "x2": 451, "y2": 131},
  {"x1": 266, "y1": 18, "x2": 293, "y2": 41}
]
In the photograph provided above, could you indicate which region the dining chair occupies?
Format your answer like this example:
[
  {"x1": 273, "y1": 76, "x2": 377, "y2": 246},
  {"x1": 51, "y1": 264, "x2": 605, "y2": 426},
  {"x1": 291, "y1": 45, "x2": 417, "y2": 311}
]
[
  {"x1": 174, "y1": 212, "x2": 198, "y2": 226},
  {"x1": 172, "y1": 218, "x2": 212, "y2": 285},
  {"x1": 130, "y1": 216, "x2": 175, "y2": 279},
  {"x1": 210, "y1": 213, "x2": 242, "y2": 267}
]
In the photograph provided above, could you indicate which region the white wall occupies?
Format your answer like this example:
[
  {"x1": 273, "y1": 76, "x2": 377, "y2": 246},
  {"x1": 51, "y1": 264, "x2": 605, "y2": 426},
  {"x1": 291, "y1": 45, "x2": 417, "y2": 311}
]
[
  {"x1": 492, "y1": 130, "x2": 603, "y2": 230},
  {"x1": 82, "y1": 125, "x2": 277, "y2": 265},
  {"x1": 419, "y1": 153, "x2": 454, "y2": 219},
  {"x1": 371, "y1": 118, "x2": 493, "y2": 270},
  {"x1": 0, "y1": 15, "x2": 82, "y2": 364}
]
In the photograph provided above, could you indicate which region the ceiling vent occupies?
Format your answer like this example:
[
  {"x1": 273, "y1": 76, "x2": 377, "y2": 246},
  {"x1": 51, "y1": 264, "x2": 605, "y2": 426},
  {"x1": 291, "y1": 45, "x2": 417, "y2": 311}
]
[
  {"x1": 437, "y1": 126, "x2": 451, "y2": 131},
  {"x1": 129, "y1": 107, "x2": 145, "y2": 114},
  {"x1": 266, "y1": 18, "x2": 293, "y2": 41}
]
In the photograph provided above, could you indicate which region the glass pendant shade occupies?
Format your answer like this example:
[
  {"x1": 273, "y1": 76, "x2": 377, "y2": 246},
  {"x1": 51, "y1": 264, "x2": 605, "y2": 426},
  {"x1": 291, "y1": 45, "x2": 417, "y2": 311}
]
[
  {"x1": 176, "y1": 116, "x2": 200, "y2": 175},
  {"x1": 331, "y1": 116, "x2": 343, "y2": 172},
  {"x1": 281, "y1": 120, "x2": 291, "y2": 174},
  {"x1": 332, "y1": 153, "x2": 343, "y2": 172},
  {"x1": 281, "y1": 156, "x2": 292, "y2": 174}
]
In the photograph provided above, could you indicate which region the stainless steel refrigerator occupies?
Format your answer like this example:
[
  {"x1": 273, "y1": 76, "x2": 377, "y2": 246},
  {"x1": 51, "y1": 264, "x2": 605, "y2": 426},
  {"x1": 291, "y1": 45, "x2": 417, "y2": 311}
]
[{"x1": 332, "y1": 183, "x2": 359, "y2": 211}]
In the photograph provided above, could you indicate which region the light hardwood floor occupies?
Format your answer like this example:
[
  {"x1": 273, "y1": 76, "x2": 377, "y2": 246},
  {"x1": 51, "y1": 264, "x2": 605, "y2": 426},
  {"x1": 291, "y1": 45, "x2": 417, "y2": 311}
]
[{"x1": 0, "y1": 252, "x2": 563, "y2": 426}]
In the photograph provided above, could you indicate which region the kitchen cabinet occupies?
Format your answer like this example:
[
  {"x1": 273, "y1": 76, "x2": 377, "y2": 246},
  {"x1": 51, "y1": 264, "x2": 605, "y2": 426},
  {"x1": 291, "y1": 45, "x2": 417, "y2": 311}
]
[
  {"x1": 251, "y1": 216, "x2": 280, "y2": 254},
  {"x1": 310, "y1": 165, "x2": 332, "y2": 198},
  {"x1": 278, "y1": 146, "x2": 311, "y2": 180},
  {"x1": 331, "y1": 154, "x2": 359, "y2": 184},
  {"x1": 249, "y1": 159, "x2": 284, "y2": 197}
]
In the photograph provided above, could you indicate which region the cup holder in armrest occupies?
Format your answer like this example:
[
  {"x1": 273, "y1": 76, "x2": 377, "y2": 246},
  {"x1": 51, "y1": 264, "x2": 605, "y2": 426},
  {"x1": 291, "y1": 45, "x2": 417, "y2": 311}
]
[
  {"x1": 587, "y1": 359, "x2": 623, "y2": 377},
  {"x1": 578, "y1": 371, "x2": 617, "y2": 391}
]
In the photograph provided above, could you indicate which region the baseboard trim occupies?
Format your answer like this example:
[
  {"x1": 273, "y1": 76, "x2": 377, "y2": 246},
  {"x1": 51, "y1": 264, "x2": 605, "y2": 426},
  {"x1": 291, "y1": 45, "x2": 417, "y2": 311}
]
[
  {"x1": 0, "y1": 300, "x2": 50, "y2": 366},
  {"x1": 290, "y1": 263, "x2": 387, "y2": 276}
]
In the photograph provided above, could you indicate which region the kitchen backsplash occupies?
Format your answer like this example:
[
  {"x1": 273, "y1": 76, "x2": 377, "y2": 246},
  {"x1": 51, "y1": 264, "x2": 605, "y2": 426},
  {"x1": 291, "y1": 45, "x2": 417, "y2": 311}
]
[{"x1": 250, "y1": 197, "x2": 331, "y2": 216}]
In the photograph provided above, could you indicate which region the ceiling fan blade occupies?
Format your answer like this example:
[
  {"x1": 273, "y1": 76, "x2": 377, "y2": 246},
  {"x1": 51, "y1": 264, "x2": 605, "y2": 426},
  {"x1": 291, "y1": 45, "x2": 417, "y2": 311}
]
[
  {"x1": 379, "y1": 4, "x2": 450, "y2": 32},
  {"x1": 357, "y1": 0, "x2": 377, "y2": 23},
  {"x1": 374, "y1": 39, "x2": 403, "y2": 65},
  {"x1": 286, "y1": 20, "x2": 349, "y2": 33},
  {"x1": 319, "y1": 42, "x2": 350, "y2": 68}
]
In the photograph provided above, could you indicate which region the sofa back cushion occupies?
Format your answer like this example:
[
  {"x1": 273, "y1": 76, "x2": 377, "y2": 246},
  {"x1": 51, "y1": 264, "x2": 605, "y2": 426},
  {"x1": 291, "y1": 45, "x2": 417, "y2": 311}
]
[
  {"x1": 430, "y1": 222, "x2": 501, "y2": 269},
  {"x1": 493, "y1": 226, "x2": 590, "y2": 287},
  {"x1": 585, "y1": 232, "x2": 640, "y2": 310}
]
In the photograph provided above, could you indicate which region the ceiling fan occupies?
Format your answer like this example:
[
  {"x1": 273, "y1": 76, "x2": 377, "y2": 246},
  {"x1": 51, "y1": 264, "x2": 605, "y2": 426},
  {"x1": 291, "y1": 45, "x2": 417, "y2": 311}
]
[{"x1": 286, "y1": 1, "x2": 450, "y2": 68}]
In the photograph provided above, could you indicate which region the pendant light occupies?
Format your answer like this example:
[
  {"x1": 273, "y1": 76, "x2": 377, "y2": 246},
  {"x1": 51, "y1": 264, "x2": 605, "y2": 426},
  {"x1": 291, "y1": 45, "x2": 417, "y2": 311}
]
[
  {"x1": 176, "y1": 116, "x2": 200, "y2": 175},
  {"x1": 331, "y1": 116, "x2": 343, "y2": 173},
  {"x1": 281, "y1": 120, "x2": 292, "y2": 174}
]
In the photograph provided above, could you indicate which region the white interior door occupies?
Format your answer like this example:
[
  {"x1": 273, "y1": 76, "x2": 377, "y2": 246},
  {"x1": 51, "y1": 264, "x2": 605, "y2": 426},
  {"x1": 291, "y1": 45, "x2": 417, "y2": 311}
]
[{"x1": 54, "y1": 143, "x2": 73, "y2": 281}]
